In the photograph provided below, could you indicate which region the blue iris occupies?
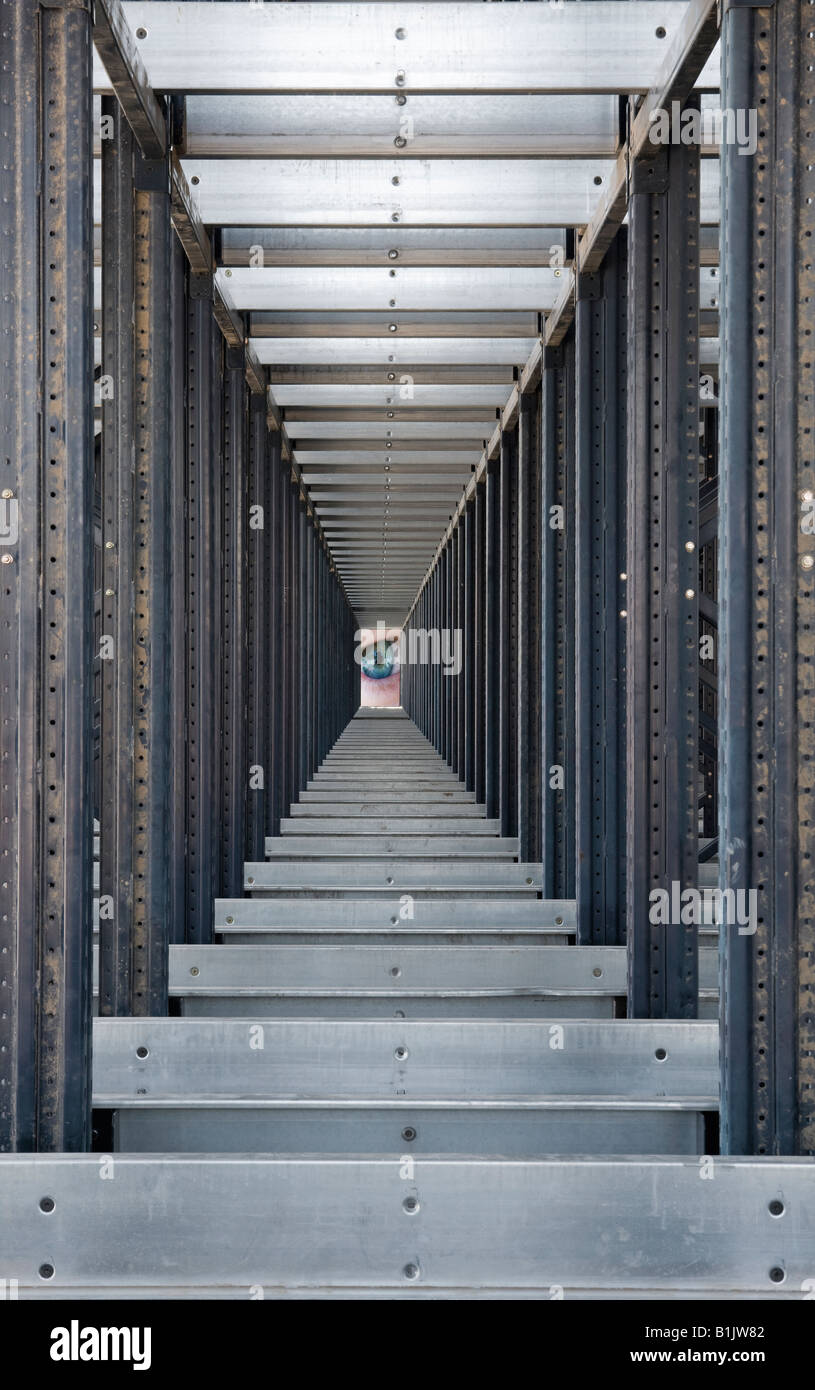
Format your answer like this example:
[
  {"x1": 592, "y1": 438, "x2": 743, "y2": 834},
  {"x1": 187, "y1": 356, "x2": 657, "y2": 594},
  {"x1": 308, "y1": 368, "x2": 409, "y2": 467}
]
[{"x1": 361, "y1": 641, "x2": 396, "y2": 680}]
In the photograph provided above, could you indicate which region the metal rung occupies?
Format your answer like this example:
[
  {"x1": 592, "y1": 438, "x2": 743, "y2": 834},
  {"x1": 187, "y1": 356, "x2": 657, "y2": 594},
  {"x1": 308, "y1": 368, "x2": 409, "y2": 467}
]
[
  {"x1": 245, "y1": 861, "x2": 540, "y2": 889},
  {"x1": 216, "y1": 896, "x2": 571, "y2": 927},
  {"x1": 3, "y1": 1156, "x2": 807, "y2": 1297},
  {"x1": 291, "y1": 800, "x2": 485, "y2": 814},
  {"x1": 262, "y1": 836, "x2": 520, "y2": 857},
  {"x1": 279, "y1": 818, "x2": 502, "y2": 834},
  {"x1": 91, "y1": 1018, "x2": 718, "y2": 1101},
  {"x1": 112, "y1": 1105, "x2": 707, "y2": 1156}
]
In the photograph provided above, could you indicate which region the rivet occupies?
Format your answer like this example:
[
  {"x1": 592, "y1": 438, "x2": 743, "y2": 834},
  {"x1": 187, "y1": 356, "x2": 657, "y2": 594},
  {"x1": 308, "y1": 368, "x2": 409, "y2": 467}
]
[
  {"x1": 396, "y1": 94, "x2": 407, "y2": 107},
  {"x1": 389, "y1": 323, "x2": 398, "y2": 333},
  {"x1": 0, "y1": 554, "x2": 13, "y2": 565},
  {"x1": 390, "y1": 966, "x2": 401, "y2": 977},
  {"x1": 684, "y1": 588, "x2": 695, "y2": 599},
  {"x1": 403, "y1": 1197, "x2": 419, "y2": 1214},
  {"x1": 190, "y1": 966, "x2": 200, "y2": 977},
  {"x1": 38, "y1": 1264, "x2": 55, "y2": 1281},
  {"x1": 768, "y1": 1199, "x2": 785, "y2": 1217},
  {"x1": 403, "y1": 1263, "x2": 420, "y2": 1280},
  {"x1": 224, "y1": 269, "x2": 232, "y2": 277},
  {"x1": 395, "y1": 70, "x2": 406, "y2": 86},
  {"x1": 135, "y1": 26, "x2": 148, "y2": 39},
  {"x1": 769, "y1": 1266, "x2": 785, "y2": 1284},
  {"x1": 389, "y1": 299, "x2": 396, "y2": 307},
  {"x1": 387, "y1": 372, "x2": 395, "y2": 381},
  {"x1": 592, "y1": 967, "x2": 603, "y2": 978},
  {"x1": 0, "y1": 489, "x2": 12, "y2": 500},
  {"x1": 39, "y1": 1196, "x2": 55, "y2": 1213},
  {"x1": 388, "y1": 250, "x2": 399, "y2": 260},
  {"x1": 619, "y1": 609, "x2": 628, "y2": 618},
  {"x1": 225, "y1": 916, "x2": 234, "y2": 924},
  {"x1": 395, "y1": 27, "x2": 406, "y2": 39},
  {"x1": 190, "y1": 175, "x2": 200, "y2": 186},
  {"x1": 392, "y1": 176, "x2": 401, "y2": 186},
  {"x1": 802, "y1": 554, "x2": 815, "y2": 571},
  {"x1": 391, "y1": 212, "x2": 401, "y2": 223},
  {"x1": 684, "y1": 540, "x2": 695, "y2": 552},
  {"x1": 619, "y1": 571, "x2": 627, "y2": 581},
  {"x1": 105, "y1": 540, "x2": 115, "y2": 550}
]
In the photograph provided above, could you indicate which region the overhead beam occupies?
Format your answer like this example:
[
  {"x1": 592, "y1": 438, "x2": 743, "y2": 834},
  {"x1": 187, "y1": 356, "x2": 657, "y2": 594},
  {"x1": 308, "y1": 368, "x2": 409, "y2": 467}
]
[
  {"x1": 115, "y1": 4, "x2": 716, "y2": 94},
  {"x1": 93, "y1": 0, "x2": 166, "y2": 159}
]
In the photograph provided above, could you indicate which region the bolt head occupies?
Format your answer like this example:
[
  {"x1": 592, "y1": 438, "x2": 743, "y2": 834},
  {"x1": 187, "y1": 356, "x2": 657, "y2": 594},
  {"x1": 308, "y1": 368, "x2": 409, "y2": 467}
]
[{"x1": 1, "y1": 554, "x2": 13, "y2": 565}]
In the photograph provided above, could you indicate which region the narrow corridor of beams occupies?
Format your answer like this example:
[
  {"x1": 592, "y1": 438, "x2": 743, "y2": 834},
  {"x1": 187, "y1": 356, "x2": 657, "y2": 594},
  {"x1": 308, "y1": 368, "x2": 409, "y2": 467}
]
[{"x1": 0, "y1": 0, "x2": 813, "y2": 1296}]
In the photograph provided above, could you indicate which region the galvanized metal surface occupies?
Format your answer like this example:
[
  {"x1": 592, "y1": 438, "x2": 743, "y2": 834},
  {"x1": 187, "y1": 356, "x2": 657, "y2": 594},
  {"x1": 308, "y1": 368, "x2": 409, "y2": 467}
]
[
  {"x1": 4, "y1": 1154, "x2": 810, "y2": 1297},
  {"x1": 92, "y1": 1017, "x2": 717, "y2": 1101}
]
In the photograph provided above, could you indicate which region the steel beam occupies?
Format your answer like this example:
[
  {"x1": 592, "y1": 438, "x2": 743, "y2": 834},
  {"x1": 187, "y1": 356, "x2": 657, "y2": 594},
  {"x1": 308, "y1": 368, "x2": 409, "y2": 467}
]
[
  {"x1": 625, "y1": 136, "x2": 701, "y2": 1018},
  {"x1": 0, "y1": 0, "x2": 94, "y2": 1150},
  {"x1": 541, "y1": 341, "x2": 576, "y2": 901},
  {"x1": 574, "y1": 236, "x2": 627, "y2": 945},
  {"x1": 718, "y1": 0, "x2": 815, "y2": 1155},
  {"x1": 220, "y1": 347, "x2": 248, "y2": 894},
  {"x1": 185, "y1": 274, "x2": 219, "y2": 943},
  {"x1": 118, "y1": 4, "x2": 715, "y2": 95},
  {"x1": 517, "y1": 390, "x2": 542, "y2": 863}
]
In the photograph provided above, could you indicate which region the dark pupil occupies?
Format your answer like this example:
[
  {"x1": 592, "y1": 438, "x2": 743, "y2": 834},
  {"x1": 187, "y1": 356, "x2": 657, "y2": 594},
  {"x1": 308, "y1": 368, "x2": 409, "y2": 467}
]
[{"x1": 361, "y1": 642, "x2": 394, "y2": 679}]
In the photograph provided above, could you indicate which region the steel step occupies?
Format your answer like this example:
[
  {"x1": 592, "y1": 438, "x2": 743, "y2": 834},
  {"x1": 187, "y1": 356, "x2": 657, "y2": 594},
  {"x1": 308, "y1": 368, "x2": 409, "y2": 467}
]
[
  {"x1": 4, "y1": 1155, "x2": 809, "y2": 1299},
  {"x1": 263, "y1": 836, "x2": 519, "y2": 857},
  {"x1": 245, "y1": 861, "x2": 542, "y2": 892},
  {"x1": 279, "y1": 817, "x2": 501, "y2": 835}
]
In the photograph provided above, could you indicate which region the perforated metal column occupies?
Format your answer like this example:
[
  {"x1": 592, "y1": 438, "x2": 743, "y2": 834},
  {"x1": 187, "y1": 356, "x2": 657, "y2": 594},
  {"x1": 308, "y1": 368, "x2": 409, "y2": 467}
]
[
  {"x1": 220, "y1": 348, "x2": 248, "y2": 895},
  {"x1": 185, "y1": 274, "x2": 219, "y2": 944},
  {"x1": 541, "y1": 341, "x2": 576, "y2": 899},
  {"x1": 484, "y1": 456, "x2": 501, "y2": 819},
  {"x1": 719, "y1": 0, "x2": 815, "y2": 1154},
  {"x1": 574, "y1": 235, "x2": 628, "y2": 946},
  {"x1": 626, "y1": 136, "x2": 701, "y2": 1018},
  {"x1": 245, "y1": 397, "x2": 270, "y2": 861},
  {"x1": 0, "y1": 0, "x2": 94, "y2": 1150},
  {"x1": 517, "y1": 390, "x2": 543, "y2": 863}
]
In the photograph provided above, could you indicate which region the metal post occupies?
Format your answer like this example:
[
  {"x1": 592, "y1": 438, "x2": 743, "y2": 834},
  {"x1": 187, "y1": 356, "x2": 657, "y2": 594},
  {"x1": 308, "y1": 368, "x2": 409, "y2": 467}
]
[
  {"x1": 625, "y1": 134, "x2": 700, "y2": 1018},
  {"x1": 541, "y1": 341, "x2": 576, "y2": 900},
  {"x1": 517, "y1": 390, "x2": 542, "y2": 862},
  {"x1": 185, "y1": 273, "x2": 218, "y2": 944},
  {"x1": 220, "y1": 347, "x2": 248, "y2": 896},
  {"x1": 484, "y1": 457, "x2": 501, "y2": 819},
  {"x1": 0, "y1": 0, "x2": 94, "y2": 1150},
  {"x1": 168, "y1": 234, "x2": 188, "y2": 945},
  {"x1": 719, "y1": 0, "x2": 815, "y2": 1154},
  {"x1": 574, "y1": 235, "x2": 628, "y2": 945},
  {"x1": 464, "y1": 500, "x2": 476, "y2": 792},
  {"x1": 246, "y1": 396, "x2": 269, "y2": 862},
  {"x1": 474, "y1": 478, "x2": 487, "y2": 807},
  {"x1": 499, "y1": 428, "x2": 519, "y2": 837}
]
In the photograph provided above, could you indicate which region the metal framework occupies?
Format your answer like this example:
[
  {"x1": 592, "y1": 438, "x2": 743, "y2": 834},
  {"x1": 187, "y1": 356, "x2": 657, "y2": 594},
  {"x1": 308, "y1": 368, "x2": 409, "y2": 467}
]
[{"x1": 1, "y1": 0, "x2": 813, "y2": 1302}]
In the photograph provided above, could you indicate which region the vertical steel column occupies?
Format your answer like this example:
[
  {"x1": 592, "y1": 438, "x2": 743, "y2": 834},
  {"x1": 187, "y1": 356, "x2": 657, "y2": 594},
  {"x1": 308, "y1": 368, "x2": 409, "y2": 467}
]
[
  {"x1": 0, "y1": 0, "x2": 94, "y2": 1150},
  {"x1": 484, "y1": 457, "x2": 501, "y2": 818},
  {"x1": 220, "y1": 348, "x2": 248, "y2": 896},
  {"x1": 499, "y1": 429, "x2": 519, "y2": 837},
  {"x1": 464, "y1": 500, "x2": 476, "y2": 792},
  {"x1": 185, "y1": 274, "x2": 218, "y2": 944},
  {"x1": 168, "y1": 234, "x2": 188, "y2": 945},
  {"x1": 99, "y1": 97, "x2": 135, "y2": 1011},
  {"x1": 452, "y1": 530, "x2": 462, "y2": 771},
  {"x1": 719, "y1": 0, "x2": 815, "y2": 1154},
  {"x1": 574, "y1": 235, "x2": 628, "y2": 945},
  {"x1": 517, "y1": 391, "x2": 543, "y2": 862},
  {"x1": 474, "y1": 479, "x2": 487, "y2": 806},
  {"x1": 127, "y1": 137, "x2": 173, "y2": 1006},
  {"x1": 626, "y1": 135, "x2": 701, "y2": 1018},
  {"x1": 266, "y1": 432, "x2": 283, "y2": 838},
  {"x1": 246, "y1": 396, "x2": 269, "y2": 861},
  {"x1": 297, "y1": 503, "x2": 310, "y2": 795},
  {"x1": 443, "y1": 544, "x2": 452, "y2": 765},
  {"x1": 541, "y1": 341, "x2": 576, "y2": 900}
]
